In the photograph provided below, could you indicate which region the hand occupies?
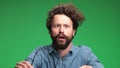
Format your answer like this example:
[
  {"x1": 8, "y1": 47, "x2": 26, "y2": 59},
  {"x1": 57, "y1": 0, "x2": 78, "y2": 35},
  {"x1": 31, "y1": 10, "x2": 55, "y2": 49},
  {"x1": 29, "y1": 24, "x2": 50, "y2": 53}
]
[
  {"x1": 15, "y1": 61, "x2": 34, "y2": 68},
  {"x1": 80, "y1": 65, "x2": 92, "y2": 68}
]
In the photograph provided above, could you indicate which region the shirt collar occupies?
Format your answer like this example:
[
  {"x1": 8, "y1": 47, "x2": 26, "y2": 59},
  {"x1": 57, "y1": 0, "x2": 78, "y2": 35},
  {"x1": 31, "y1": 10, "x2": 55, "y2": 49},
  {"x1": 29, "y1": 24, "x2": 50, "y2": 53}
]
[{"x1": 48, "y1": 44, "x2": 55, "y2": 54}]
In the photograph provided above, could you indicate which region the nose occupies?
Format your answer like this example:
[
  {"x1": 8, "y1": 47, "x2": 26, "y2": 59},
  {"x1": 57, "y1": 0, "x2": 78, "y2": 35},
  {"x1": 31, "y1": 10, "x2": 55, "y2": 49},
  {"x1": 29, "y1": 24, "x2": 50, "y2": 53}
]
[{"x1": 59, "y1": 26, "x2": 64, "y2": 33}]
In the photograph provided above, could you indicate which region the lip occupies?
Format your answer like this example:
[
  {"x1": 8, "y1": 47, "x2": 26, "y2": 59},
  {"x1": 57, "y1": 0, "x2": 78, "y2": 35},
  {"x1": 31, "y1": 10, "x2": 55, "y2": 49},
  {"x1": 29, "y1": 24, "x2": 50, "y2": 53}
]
[{"x1": 57, "y1": 36, "x2": 65, "y2": 40}]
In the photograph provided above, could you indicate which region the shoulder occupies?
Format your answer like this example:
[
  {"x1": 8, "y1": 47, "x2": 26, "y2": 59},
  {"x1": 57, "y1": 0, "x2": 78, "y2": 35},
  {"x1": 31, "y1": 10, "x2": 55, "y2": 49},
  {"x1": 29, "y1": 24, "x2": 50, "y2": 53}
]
[
  {"x1": 27, "y1": 45, "x2": 51, "y2": 60},
  {"x1": 27, "y1": 45, "x2": 50, "y2": 57},
  {"x1": 33, "y1": 45, "x2": 51, "y2": 55},
  {"x1": 35, "y1": 45, "x2": 49, "y2": 51},
  {"x1": 25, "y1": 45, "x2": 51, "y2": 66},
  {"x1": 73, "y1": 45, "x2": 92, "y2": 51},
  {"x1": 78, "y1": 45, "x2": 97, "y2": 59},
  {"x1": 79, "y1": 45, "x2": 92, "y2": 51},
  {"x1": 74, "y1": 45, "x2": 93, "y2": 56},
  {"x1": 71, "y1": 45, "x2": 92, "y2": 55}
]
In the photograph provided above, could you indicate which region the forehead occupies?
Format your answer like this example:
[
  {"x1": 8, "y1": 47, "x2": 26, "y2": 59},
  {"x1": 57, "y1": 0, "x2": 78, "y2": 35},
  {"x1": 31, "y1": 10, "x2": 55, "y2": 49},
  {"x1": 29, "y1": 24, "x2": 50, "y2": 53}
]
[{"x1": 52, "y1": 14, "x2": 73, "y2": 25}]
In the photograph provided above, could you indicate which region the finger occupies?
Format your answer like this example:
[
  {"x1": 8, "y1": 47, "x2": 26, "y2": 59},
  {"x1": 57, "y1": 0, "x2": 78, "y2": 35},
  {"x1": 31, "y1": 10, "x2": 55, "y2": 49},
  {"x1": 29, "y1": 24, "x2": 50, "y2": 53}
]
[
  {"x1": 16, "y1": 61, "x2": 28, "y2": 68},
  {"x1": 84, "y1": 66, "x2": 92, "y2": 68},
  {"x1": 80, "y1": 65, "x2": 92, "y2": 68},
  {"x1": 15, "y1": 65, "x2": 22, "y2": 68},
  {"x1": 22, "y1": 61, "x2": 34, "y2": 68},
  {"x1": 86, "y1": 66, "x2": 92, "y2": 68}
]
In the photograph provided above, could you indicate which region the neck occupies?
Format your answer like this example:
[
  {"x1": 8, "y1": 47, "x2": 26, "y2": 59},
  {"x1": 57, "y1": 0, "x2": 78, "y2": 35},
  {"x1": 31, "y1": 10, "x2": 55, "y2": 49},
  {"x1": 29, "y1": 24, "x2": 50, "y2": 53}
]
[{"x1": 57, "y1": 43, "x2": 72, "y2": 58}]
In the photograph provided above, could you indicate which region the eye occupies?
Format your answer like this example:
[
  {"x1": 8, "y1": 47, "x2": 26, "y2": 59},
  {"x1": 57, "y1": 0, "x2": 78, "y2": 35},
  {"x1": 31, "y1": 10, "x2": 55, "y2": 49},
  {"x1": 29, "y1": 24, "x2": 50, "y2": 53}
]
[
  {"x1": 64, "y1": 24, "x2": 69, "y2": 28},
  {"x1": 53, "y1": 24, "x2": 60, "y2": 28}
]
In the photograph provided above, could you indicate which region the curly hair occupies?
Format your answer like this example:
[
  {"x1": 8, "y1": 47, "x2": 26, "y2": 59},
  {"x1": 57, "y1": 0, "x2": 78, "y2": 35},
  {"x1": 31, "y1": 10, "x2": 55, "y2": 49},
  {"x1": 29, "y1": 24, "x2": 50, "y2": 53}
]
[{"x1": 46, "y1": 3, "x2": 85, "y2": 32}]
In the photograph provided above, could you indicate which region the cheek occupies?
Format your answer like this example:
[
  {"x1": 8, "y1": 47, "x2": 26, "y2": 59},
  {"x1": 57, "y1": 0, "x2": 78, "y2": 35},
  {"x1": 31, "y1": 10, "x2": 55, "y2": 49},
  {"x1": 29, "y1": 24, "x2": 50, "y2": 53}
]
[
  {"x1": 50, "y1": 29, "x2": 59, "y2": 36},
  {"x1": 65, "y1": 30, "x2": 74, "y2": 37}
]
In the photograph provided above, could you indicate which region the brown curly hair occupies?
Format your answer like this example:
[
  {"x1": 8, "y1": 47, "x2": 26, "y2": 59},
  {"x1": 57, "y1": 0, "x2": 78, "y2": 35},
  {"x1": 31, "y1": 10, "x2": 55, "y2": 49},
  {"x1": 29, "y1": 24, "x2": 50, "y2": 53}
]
[{"x1": 46, "y1": 3, "x2": 85, "y2": 32}]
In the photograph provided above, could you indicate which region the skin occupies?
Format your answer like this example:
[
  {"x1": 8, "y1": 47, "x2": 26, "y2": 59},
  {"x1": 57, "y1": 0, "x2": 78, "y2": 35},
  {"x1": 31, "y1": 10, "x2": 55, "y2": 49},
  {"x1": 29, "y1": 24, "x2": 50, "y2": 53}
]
[
  {"x1": 50, "y1": 14, "x2": 75, "y2": 57},
  {"x1": 15, "y1": 14, "x2": 92, "y2": 68},
  {"x1": 15, "y1": 61, "x2": 33, "y2": 68},
  {"x1": 80, "y1": 65, "x2": 92, "y2": 68}
]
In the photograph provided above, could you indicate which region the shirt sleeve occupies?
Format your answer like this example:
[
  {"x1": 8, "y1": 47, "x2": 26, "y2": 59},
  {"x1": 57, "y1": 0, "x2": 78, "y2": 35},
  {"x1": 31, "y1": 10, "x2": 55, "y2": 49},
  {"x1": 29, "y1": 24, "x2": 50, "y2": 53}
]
[
  {"x1": 80, "y1": 46, "x2": 104, "y2": 68},
  {"x1": 25, "y1": 47, "x2": 42, "y2": 68}
]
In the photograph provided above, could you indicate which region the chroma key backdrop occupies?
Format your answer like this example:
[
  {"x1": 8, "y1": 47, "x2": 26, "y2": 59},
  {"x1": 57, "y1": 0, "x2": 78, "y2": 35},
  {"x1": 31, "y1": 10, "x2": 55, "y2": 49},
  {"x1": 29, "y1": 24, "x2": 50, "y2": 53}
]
[{"x1": 0, "y1": 0, "x2": 120, "y2": 68}]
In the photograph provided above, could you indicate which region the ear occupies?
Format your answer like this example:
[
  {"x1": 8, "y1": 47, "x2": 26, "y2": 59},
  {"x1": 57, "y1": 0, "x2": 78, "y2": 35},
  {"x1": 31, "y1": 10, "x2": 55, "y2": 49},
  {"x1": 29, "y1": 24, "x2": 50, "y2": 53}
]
[{"x1": 73, "y1": 29, "x2": 76, "y2": 36}]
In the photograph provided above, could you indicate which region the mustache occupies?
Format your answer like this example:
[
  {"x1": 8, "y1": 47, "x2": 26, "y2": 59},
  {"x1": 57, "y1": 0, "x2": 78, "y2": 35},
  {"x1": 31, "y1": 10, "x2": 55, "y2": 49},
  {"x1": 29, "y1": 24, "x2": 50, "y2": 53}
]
[
  {"x1": 51, "y1": 33, "x2": 67, "y2": 41},
  {"x1": 56, "y1": 33, "x2": 66, "y2": 38}
]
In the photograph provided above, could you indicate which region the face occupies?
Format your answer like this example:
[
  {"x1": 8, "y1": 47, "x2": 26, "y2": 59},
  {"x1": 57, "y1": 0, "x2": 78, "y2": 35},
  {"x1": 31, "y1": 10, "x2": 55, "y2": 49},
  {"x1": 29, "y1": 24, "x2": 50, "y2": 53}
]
[{"x1": 50, "y1": 14, "x2": 75, "y2": 50}]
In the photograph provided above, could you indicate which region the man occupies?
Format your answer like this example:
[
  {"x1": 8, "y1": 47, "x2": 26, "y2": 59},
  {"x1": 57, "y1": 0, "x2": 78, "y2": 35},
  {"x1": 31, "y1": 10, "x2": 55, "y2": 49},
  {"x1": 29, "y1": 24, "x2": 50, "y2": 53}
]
[{"x1": 15, "y1": 3, "x2": 104, "y2": 68}]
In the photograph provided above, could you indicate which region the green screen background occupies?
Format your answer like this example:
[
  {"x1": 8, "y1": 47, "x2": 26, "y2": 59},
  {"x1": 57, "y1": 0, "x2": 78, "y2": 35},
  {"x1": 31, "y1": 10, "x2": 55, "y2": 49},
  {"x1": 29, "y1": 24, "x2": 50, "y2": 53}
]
[{"x1": 0, "y1": 0, "x2": 120, "y2": 68}]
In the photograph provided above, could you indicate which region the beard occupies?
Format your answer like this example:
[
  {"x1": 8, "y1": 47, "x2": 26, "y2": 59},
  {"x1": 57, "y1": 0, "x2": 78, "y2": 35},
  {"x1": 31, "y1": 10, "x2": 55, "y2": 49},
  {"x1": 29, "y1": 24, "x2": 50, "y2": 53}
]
[{"x1": 51, "y1": 33, "x2": 74, "y2": 50}]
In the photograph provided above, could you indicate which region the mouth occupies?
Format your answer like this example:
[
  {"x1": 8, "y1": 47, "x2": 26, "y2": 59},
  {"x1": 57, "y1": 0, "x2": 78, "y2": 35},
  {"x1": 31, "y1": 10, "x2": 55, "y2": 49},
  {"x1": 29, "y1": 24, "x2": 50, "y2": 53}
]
[
  {"x1": 58, "y1": 36, "x2": 65, "y2": 40},
  {"x1": 57, "y1": 34, "x2": 65, "y2": 40}
]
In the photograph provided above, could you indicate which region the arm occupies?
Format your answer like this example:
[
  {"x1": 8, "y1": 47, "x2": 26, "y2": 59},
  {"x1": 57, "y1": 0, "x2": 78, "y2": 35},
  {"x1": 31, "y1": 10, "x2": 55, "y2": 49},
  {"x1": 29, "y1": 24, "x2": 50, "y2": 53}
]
[
  {"x1": 25, "y1": 47, "x2": 42, "y2": 68},
  {"x1": 15, "y1": 47, "x2": 42, "y2": 68},
  {"x1": 80, "y1": 46, "x2": 104, "y2": 68}
]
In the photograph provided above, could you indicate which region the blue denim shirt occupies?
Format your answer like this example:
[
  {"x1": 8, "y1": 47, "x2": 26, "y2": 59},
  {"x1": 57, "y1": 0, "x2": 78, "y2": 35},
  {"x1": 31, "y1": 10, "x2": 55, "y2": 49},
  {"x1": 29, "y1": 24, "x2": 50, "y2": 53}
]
[{"x1": 25, "y1": 45, "x2": 104, "y2": 68}]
